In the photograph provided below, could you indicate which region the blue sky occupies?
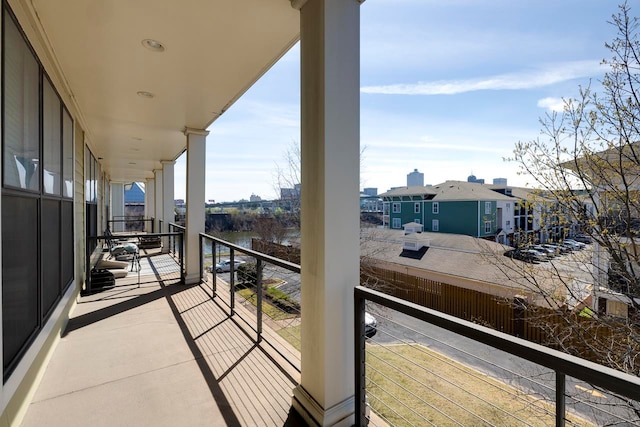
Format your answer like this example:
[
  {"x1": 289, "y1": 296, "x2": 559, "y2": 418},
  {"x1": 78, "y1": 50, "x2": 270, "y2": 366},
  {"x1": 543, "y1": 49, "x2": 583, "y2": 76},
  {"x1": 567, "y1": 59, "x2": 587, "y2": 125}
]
[{"x1": 174, "y1": 0, "x2": 620, "y2": 202}]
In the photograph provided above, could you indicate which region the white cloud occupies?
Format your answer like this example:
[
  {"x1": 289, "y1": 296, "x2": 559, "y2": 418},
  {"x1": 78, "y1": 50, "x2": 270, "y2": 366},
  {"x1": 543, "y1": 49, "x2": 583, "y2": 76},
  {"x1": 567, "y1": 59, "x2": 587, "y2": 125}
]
[
  {"x1": 537, "y1": 97, "x2": 566, "y2": 112},
  {"x1": 361, "y1": 61, "x2": 604, "y2": 95}
]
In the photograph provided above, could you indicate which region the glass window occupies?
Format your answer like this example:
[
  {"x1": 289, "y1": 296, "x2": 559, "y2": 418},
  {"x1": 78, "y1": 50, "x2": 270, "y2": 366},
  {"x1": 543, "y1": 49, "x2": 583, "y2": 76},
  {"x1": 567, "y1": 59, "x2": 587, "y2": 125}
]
[
  {"x1": 62, "y1": 109, "x2": 74, "y2": 198},
  {"x1": 3, "y1": 13, "x2": 39, "y2": 191},
  {"x1": 392, "y1": 218, "x2": 401, "y2": 229},
  {"x1": 432, "y1": 219, "x2": 439, "y2": 232},
  {"x1": 485, "y1": 201, "x2": 491, "y2": 214},
  {"x1": 485, "y1": 221, "x2": 492, "y2": 233},
  {"x1": 392, "y1": 203, "x2": 401, "y2": 213},
  {"x1": 2, "y1": 195, "x2": 39, "y2": 376},
  {"x1": 432, "y1": 202, "x2": 439, "y2": 214},
  {"x1": 43, "y1": 77, "x2": 62, "y2": 195},
  {"x1": 414, "y1": 202, "x2": 420, "y2": 213}
]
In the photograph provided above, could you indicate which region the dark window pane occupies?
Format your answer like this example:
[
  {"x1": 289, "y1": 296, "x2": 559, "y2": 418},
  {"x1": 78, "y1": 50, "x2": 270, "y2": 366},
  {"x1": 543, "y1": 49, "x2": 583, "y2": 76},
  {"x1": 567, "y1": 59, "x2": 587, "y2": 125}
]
[
  {"x1": 3, "y1": 12, "x2": 40, "y2": 191},
  {"x1": 42, "y1": 199, "x2": 61, "y2": 316},
  {"x1": 2, "y1": 195, "x2": 39, "y2": 373},
  {"x1": 62, "y1": 201, "x2": 74, "y2": 289},
  {"x1": 43, "y1": 78, "x2": 61, "y2": 195}
]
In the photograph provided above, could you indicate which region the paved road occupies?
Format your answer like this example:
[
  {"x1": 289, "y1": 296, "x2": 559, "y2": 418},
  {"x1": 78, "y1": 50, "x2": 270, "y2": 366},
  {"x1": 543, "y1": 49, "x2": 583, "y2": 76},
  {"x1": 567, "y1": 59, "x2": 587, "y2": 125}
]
[{"x1": 371, "y1": 307, "x2": 637, "y2": 426}]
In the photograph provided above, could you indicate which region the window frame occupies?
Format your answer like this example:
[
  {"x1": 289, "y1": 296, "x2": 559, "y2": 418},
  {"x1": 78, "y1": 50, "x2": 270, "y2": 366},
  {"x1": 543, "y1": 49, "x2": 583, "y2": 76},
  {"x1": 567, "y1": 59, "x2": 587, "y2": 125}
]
[
  {"x1": 485, "y1": 201, "x2": 491, "y2": 214},
  {"x1": 414, "y1": 202, "x2": 420, "y2": 214},
  {"x1": 484, "y1": 220, "x2": 492, "y2": 233},
  {"x1": 432, "y1": 219, "x2": 439, "y2": 232},
  {"x1": 392, "y1": 218, "x2": 401, "y2": 229},
  {"x1": 392, "y1": 202, "x2": 401, "y2": 213},
  {"x1": 432, "y1": 202, "x2": 439, "y2": 214}
]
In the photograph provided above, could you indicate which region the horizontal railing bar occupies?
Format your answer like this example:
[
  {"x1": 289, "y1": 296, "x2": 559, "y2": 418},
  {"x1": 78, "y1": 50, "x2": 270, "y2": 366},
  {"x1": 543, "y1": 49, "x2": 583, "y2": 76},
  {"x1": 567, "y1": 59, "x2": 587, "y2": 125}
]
[
  {"x1": 355, "y1": 285, "x2": 640, "y2": 402},
  {"x1": 91, "y1": 232, "x2": 183, "y2": 239},
  {"x1": 168, "y1": 222, "x2": 186, "y2": 231},
  {"x1": 200, "y1": 232, "x2": 300, "y2": 273}
]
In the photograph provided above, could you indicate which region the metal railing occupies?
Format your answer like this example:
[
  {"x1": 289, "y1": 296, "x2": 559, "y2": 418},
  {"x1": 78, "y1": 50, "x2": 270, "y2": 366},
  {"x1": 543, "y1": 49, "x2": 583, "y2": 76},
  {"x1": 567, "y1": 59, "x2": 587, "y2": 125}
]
[
  {"x1": 354, "y1": 286, "x2": 640, "y2": 426},
  {"x1": 107, "y1": 217, "x2": 154, "y2": 233},
  {"x1": 199, "y1": 232, "x2": 302, "y2": 371}
]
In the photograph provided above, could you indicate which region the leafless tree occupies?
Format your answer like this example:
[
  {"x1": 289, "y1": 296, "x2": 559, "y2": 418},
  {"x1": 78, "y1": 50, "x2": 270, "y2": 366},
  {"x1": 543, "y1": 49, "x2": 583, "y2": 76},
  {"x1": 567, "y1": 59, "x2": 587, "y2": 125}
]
[{"x1": 502, "y1": 3, "x2": 640, "y2": 422}]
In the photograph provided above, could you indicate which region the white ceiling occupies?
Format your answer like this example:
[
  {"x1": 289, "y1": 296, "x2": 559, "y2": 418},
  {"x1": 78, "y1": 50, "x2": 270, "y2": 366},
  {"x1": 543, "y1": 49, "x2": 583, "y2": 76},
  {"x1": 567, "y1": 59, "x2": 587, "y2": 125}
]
[{"x1": 15, "y1": 0, "x2": 299, "y2": 182}]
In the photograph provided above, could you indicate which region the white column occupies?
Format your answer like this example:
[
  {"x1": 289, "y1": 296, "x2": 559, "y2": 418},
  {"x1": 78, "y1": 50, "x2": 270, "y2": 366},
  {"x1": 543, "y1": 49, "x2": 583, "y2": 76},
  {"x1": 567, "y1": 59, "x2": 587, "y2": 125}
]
[
  {"x1": 162, "y1": 161, "x2": 175, "y2": 253},
  {"x1": 184, "y1": 128, "x2": 208, "y2": 284},
  {"x1": 292, "y1": 0, "x2": 361, "y2": 425},
  {"x1": 154, "y1": 169, "x2": 164, "y2": 234},
  {"x1": 145, "y1": 178, "x2": 155, "y2": 233},
  {"x1": 110, "y1": 182, "x2": 125, "y2": 232}
]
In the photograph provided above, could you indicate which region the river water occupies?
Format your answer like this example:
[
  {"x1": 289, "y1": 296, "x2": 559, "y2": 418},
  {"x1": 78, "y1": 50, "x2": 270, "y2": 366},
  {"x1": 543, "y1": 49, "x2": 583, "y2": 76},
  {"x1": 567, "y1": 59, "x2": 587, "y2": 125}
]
[{"x1": 203, "y1": 230, "x2": 299, "y2": 255}]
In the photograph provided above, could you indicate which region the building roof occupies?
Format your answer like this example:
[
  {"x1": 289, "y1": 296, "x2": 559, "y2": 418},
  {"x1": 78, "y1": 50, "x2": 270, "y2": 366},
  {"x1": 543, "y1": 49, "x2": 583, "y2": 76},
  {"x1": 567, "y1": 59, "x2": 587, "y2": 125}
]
[
  {"x1": 379, "y1": 186, "x2": 438, "y2": 198},
  {"x1": 360, "y1": 228, "x2": 592, "y2": 307},
  {"x1": 429, "y1": 181, "x2": 514, "y2": 201}
]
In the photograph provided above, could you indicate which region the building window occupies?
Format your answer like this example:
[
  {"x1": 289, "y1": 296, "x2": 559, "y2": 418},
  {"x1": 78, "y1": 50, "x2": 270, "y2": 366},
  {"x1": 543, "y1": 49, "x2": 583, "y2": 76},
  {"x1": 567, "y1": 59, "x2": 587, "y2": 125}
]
[
  {"x1": 392, "y1": 218, "x2": 401, "y2": 229},
  {"x1": 432, "y1": 202, "x2": 439, "y2": 214},
  {"x1": 414, "y1": 202, "x2": 420, "y2": 213},
  {"x1": 506, "y1": 220, "x2": 511, "y2": 226},
  {"x1": 2, "y1": 7, "x2": 75, "y2": 380},
  {"x1": 485, "y1": 201, "x2": 491, "y2": 214},
  {"x1": 392, "y1": 202, "x2": 401, "y2": 213},
  {"x1": 484, "y1": 221, "x2": 492, "y2": 233},
  {"x1": 432, "y1": 219, "x2": 439, "y2": 232}
]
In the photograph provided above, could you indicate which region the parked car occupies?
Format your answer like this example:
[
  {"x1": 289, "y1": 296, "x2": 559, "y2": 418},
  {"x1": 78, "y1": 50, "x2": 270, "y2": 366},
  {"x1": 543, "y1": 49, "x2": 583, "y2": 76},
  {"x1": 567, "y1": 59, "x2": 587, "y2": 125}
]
[
  {"x1": 543, "y1": 243, "x2": 572, "y2": 254},
  {"x1": 561, "y1": 240, "x2": 584, "y2": 250},
  {"x1": 564, "y1": 239, "x2": 586, "y2": 249},
  {"x1": 530, "y1": 245, "x2": 556, "y2": 258},
  {"x1": 540, "y1": 244, "x2": 564, "y2": 256},
  {"x1": 520, "y1": 249, "x2": 549, "y2": 262},
  {"x1": 573, "y1": 234, "x2": 592, "y2": 244},
  {"x1": 504, "y1": 249, "x2": 543, "y2": 264},
  {"x1": 211, "y1": 259, "x2": 245, "y2": 273},
  {"x1": 365, "y1": 312, "x2": 377, "y2": 338}
]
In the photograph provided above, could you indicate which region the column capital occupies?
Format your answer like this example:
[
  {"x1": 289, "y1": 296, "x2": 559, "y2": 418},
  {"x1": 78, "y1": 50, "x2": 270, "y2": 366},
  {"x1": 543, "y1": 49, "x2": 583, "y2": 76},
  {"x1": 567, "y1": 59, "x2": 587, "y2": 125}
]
[
  {"x1": 183, "y1": 127, "x2": 210, "y2": 137},
  {"x1": 291, "y1": 0, "x2": 364, "y2": 10},
  {"x1": 290, "y1": 0, "x2": 307, "y2": 9}
]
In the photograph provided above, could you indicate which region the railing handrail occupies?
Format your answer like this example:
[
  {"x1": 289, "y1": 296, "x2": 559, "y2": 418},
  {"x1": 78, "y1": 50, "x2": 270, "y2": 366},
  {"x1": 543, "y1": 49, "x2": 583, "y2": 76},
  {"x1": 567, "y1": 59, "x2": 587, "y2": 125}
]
[
  {"x1": 355, "y1": 285, "x2": 640, "y2": 402},
  {"x1": 199, "y1": 232, "x2": 301, "y2": 273},
  {"x1": 168, "y1": 222, "x2": 186, "y2": 232},
  {"x1": 91, "y1": 232, "x2": 183, "y2": 239}
]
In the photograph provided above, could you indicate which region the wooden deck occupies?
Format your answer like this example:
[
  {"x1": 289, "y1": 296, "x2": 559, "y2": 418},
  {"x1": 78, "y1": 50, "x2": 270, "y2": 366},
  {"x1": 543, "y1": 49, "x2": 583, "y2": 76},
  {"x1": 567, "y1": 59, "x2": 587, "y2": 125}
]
[{"x1": 20, "y1": 253, "x2": 305, "y2": 427}]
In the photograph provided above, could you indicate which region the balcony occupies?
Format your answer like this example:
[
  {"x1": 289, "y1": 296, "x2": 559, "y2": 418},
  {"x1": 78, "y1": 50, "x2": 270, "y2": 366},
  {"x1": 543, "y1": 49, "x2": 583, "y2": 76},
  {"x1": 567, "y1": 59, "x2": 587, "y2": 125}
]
[
  {"x1": 20, "y1": 236, "x2": 306, "y2": 426},
  {"x1": 17, "y1": 230, "x2": 640, "y2": 427}
]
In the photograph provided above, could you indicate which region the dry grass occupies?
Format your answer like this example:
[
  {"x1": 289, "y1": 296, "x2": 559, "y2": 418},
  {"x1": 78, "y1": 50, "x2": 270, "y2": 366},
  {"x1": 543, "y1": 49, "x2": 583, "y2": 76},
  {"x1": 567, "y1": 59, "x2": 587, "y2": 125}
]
[{"x1": 367, "y1": 343, "x2": 592, "y2": 427}]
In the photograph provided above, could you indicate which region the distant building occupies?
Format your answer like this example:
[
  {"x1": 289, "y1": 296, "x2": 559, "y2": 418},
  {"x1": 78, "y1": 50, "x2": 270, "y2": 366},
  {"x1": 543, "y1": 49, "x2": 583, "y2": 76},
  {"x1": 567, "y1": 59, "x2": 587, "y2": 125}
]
[
  {"x1": 493, "y1": 178, "x2": 507, "y2": 186},
  {"x1": 250, "y1": 194, "x2": 262, "y2": 202},
  {"x1": 363, "y1": 187, "x2": 378, "y2": 197},
  {"x1": 407, "y1": 169, "x2": 424, "y2": 187},
  {"x1": 124, "y1": 182, "x2": 145, "y2": 205},
  {"x1": 467, "y1": 174, "x2": 485, "y2": 184},
  {"x1": 380, "y1": 181, "x2": 513, "y2": 239}
]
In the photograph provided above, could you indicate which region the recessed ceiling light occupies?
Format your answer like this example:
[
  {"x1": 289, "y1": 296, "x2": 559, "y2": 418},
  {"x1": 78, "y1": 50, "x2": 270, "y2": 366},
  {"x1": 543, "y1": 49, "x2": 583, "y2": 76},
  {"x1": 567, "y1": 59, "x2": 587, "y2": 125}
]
[
  {"x1": 128, "y1": 162, "x2": 137, "y2": 165},
  {"x1": 137, "y1": 91, "x2": 154, "y2": 98},
  {"x1": 142, "y1": 39, "x2": 165, "y2": 52},
  {"x1": 132, "y1": 136, "x2": 143, "y2": 141}
]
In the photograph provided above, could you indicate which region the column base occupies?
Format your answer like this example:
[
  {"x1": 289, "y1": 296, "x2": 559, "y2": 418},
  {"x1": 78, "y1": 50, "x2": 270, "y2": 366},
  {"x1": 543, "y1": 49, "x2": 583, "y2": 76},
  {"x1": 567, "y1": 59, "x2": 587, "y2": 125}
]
[
  {"x1": 292, "y1": 385, "x2": 354, "y2": 427},
  {"x1": 184, "y1": 274, "x2": 200, "y2": 285}
]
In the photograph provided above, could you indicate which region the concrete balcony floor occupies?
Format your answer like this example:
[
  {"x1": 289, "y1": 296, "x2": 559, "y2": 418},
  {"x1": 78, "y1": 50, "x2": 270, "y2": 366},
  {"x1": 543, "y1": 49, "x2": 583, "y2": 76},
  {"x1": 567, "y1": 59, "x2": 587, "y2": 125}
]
[{"x1": 20, "y1": 253, "x2": 305, "y2": 427}]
